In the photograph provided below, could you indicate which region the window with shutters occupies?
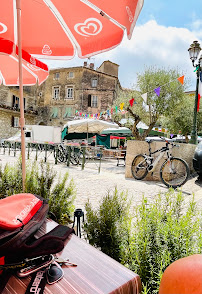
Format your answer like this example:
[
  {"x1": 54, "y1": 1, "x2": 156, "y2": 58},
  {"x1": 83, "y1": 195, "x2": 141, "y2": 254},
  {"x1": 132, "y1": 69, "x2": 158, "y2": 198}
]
[
  {"x1": 91, "y1": 78, "x2": 98, "y2": 87},
  {"x1": 68, "y1": 72, "x2": 74, "y2": 78},
  {"x1": 12, "y1": 95, "x2": 20, "y2": 109},
  {"x1": 51, "y1": 107, "x2": 59, "y2": 118},
  {"x1": 65, "y1": 86, "x2": 74, "y2": 99},
  {"x1": 88, "y1": 94, "x2": 91, "y2": 107},
  {"x1": 11, "y1": 116, "x2": 19, "y2": 127},
  {"x1": 54, "y1": 72, "x2": 60, "y2": 80},
  {"x1": 52, "y1": 86, "x2": 60, "y2": 100},
  {"x1": 92, "y1": 95, "x2": 98, "y2": 107}
]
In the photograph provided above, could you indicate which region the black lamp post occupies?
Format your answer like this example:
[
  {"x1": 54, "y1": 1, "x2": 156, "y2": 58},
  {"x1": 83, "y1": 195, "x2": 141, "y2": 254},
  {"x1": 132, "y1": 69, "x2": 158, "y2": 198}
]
[{"x1": 188, "y1": 40, "x2": 202, "y2": 144}]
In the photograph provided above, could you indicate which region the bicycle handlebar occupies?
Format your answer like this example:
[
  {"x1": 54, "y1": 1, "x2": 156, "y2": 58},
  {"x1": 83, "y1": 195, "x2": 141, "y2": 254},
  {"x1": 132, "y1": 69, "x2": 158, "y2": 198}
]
[{"x1": 146, "y1": 136, "x2": 179, "y2": 148}]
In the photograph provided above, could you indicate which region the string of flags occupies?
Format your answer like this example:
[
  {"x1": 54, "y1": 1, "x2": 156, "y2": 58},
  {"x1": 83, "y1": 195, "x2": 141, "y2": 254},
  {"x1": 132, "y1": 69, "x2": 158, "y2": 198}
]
[
  {"x1": 75, "y1": 75, "x2": 187, "y2": 118},
  {"x1": 141, "y1": 75, "x2": 184, "y2": 103}
]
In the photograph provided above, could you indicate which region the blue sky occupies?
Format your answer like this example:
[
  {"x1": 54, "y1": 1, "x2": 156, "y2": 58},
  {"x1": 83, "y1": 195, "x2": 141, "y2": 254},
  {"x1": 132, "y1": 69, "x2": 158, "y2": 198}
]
[{"x1": 45, "y1": 0, "x2": 202, "y2": 91}]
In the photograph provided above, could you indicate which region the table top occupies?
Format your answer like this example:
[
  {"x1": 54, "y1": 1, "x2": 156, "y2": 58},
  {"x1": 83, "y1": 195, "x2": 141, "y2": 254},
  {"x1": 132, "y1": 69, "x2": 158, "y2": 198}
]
[{"x1": 3, "y1": 219, "x2": 141, "y2": 294}]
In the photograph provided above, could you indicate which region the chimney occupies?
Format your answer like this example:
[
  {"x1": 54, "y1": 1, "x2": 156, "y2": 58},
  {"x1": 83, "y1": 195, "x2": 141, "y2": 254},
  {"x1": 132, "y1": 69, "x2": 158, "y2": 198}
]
[
  {"x1": 89, "y1": 63, "x2": 94, "y2": 69},
  {"x1": 84, "y1": 61, "x2": 87, "y2": 67}
]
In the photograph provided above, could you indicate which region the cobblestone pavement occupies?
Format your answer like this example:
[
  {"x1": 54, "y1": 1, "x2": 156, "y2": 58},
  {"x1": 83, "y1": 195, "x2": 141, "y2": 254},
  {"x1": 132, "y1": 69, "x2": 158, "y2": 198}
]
[{"x1": 1, "y1": 151, "x2": 202, "y2": 213}]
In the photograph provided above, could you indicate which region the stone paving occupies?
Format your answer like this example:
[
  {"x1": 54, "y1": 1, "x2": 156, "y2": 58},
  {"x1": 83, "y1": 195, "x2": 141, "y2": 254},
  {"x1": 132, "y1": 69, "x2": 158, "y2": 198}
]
[{"x1": 0, "y1": 150, "x2": 202, "y2": 213}]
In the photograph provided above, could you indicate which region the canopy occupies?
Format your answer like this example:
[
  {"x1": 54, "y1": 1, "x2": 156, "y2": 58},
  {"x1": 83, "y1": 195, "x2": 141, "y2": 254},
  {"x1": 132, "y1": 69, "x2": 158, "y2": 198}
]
[{"x1": 62, "y1": 119, "x2": 119, "y2": 140}]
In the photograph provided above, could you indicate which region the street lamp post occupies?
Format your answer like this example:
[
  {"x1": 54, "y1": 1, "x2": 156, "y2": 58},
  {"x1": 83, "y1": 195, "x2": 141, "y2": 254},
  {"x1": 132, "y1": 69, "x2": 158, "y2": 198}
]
[{"x1": 188, "y1": 40, "x2": 202, "y2": 144}]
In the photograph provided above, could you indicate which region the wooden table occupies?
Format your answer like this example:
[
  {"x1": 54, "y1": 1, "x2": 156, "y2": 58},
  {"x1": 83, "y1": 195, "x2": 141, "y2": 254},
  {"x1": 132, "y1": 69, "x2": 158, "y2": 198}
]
[{"x1": 3, "y1": 220, "x2": 141, "y2": 294}]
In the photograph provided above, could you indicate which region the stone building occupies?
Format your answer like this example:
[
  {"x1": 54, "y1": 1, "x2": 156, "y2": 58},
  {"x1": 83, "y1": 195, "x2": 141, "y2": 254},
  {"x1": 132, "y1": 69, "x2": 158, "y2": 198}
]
[
  {"x1": 0, "y1": 60, "x2": 121, "y2": 139},
  {"x1": 0, "y1": 85, "x2": 38, "y2": 139}
]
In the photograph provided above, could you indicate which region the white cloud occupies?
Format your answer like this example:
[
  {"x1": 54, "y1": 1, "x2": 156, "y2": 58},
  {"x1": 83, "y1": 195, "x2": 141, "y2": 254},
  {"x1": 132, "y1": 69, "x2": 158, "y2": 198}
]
[{"x1": 45, "y1": 20, "x2": 202, "y2": 91}]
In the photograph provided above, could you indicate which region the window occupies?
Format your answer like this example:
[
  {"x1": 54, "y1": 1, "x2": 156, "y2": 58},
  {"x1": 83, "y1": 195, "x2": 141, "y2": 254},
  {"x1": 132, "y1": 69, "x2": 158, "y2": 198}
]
[
  {"x1": 54, "y1": 72, "x2": 60, "y2": 80},
  {"x1": 65, "y1": 86, "x2": 74, "y2": 99},
  {"x1": 88, "y1": 95, "x2": 98, "y2": 107},
  {"x1": 91, "y1": 78, "x2": 98, "y2": 87},
  {"x1": 11, "y1": 116, "x2": 19, "y2": 127},
  {"x1": 92, "y1": 95, "x2": 98, "y2": 107},
  {"x1": 52, "y1": 86, "x2": 60, "y2": 99},
  {"x1": 68, "y1": 72, "x2": 74, "y2": 78},
  {"x1": 12, "y1": 95, "x2": 19, "y2": 109}
]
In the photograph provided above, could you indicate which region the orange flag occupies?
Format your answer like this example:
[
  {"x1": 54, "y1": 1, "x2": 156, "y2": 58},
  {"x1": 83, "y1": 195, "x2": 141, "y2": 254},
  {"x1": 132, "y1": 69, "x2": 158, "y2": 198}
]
[{"x1": 177, "y1": 75, "x2": 184, "y2": 85}]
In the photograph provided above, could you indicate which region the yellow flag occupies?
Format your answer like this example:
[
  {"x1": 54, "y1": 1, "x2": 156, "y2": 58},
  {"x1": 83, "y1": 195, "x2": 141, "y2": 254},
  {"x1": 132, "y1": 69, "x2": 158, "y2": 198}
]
[{"x1": 120, "y1": 102, "x2": 124, "y2": 110}]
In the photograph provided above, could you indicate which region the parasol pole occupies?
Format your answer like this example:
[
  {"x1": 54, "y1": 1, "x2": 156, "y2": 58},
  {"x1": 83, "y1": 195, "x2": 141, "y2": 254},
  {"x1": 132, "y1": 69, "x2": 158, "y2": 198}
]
[{"x1": 16, "y1": 0, "x2": 26, "y2": 191}]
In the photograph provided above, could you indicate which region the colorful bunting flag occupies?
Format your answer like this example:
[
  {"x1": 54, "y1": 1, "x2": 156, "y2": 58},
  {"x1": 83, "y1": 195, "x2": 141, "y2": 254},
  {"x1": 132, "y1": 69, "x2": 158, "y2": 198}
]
[
  {"x1": 154, "y1": 86, "x2": 161, "y2": 97},
  {"x1": 194, "y1": 66, "x2": 199, "y2": 72},
  {"x1": 141, "y1": 93, "x2": 147, "y2": 103},
  {"x1": 177, "y1": 75, "x2": 184, "y2": 85},
  {"x1": 120, "y1": 103, "x2": 124, "y2": 111},
  {"x1": 129, "y1": 98, "x2": 135, "y2": 107}
]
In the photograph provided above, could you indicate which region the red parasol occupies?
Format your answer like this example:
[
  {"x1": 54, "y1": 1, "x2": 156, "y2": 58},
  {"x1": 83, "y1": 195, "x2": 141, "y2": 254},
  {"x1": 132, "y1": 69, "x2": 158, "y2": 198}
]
[
  {"x1": 1, "y1": 0, "x2": 143, "y2": 59},
  {"x1": 0, "y1": 38, "x2": 48, "y2": 86},
  {"x1": 0, "y1": 0, "x2": 143, "y2": 190}
]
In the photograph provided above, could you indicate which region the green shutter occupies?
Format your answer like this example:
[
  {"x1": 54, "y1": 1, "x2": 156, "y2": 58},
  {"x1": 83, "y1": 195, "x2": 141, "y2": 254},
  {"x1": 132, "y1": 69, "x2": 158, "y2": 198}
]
[
  {"x1": 51, "y1": 107, "x2": 58, "y2": 118},
  {"x1": 64, "y1": 107, "x2": 72, "y2": 118}
]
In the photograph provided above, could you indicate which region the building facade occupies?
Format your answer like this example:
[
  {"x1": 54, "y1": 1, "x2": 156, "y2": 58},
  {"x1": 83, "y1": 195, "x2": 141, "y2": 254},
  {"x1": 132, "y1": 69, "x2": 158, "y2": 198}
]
[{"x1": 0, "y1": 60, "x2": 121, "y2": 139}]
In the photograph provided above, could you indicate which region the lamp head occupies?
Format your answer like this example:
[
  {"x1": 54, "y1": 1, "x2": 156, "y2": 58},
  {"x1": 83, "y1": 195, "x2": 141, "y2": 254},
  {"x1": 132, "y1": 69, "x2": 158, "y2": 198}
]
[{"x1": 188, "y1": 41, "x2": 201, "y2": 65}]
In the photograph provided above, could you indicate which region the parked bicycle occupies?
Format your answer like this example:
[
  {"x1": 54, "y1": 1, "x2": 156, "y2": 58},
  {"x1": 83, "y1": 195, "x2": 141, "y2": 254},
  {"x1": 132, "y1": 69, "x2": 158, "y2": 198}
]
[
  {"x1": 56, "y1": 144, "x2": 81, "y2": 165},
  {"x1": 131, "y1": 137, "x2": 190, "y2": 188}
]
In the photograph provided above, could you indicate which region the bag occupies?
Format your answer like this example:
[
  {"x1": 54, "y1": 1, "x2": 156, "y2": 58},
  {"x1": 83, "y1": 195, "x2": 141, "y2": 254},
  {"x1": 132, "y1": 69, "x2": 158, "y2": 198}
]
[{"x1": 0, "y1": 193, "x2": 74, "y2": 292}]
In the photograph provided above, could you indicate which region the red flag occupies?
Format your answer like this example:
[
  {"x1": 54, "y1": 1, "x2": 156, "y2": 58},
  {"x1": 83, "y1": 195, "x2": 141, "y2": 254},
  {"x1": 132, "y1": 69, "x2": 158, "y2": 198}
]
[
  {"x1": 129, "y1": 98, "x2": 135, "y2": 107},
  {"x1": 177, "y1": 76, "x2": 184, "y2": 85},
  {"x1": 197, "y1": 78, "x2": 202, "y2": 112}
]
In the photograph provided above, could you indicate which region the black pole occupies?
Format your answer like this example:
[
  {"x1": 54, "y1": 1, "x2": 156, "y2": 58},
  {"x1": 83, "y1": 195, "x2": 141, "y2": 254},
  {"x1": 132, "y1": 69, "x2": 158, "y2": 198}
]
[{"x1": 190, "y1": 69, "x2": 199, "y2": 144}]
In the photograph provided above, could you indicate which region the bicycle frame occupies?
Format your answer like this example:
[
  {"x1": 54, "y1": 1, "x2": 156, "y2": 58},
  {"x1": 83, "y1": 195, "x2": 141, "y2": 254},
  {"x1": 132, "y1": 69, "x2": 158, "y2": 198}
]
[{"x1": 145, "y1": 142, "x2": 172, "y2": 172}]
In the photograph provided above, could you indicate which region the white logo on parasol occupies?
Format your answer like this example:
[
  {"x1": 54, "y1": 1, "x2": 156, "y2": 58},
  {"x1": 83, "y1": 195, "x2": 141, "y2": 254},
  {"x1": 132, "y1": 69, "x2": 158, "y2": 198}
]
[
  {"x1": 0, "y1": 22, "x2": 7, "y2": 34},
  {"x1": 30, "y1": 56, "x2": 36, "y2": 66},
  {"x1": 26, "y1": 63, "x2": 40, "y2": 71},
  {"x1": 126, "y1": 6, "x2": 133, "y2": 23},
  {"x1": 42, "y1": 45, "x2": 52, "y2": 55},
  {"x1": 74, "y1": 18, "x2": 102, "y2": 37}
]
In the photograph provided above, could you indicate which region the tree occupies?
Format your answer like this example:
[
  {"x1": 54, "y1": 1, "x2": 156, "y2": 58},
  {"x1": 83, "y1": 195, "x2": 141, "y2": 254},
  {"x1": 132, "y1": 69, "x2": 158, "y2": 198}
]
[
  {"x1": 160, "y1": 95, "x2": 193, "y2": 142},
  {"x1": 113, "y1": 67, "x2": 188, "y2": 140}
]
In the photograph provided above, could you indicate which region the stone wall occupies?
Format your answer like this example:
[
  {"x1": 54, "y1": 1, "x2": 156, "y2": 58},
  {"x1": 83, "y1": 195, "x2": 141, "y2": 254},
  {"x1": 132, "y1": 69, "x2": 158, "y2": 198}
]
[
  {"x1": 0, "y1": 109, "x2": 35, "y2": 139},
  {"x1": 125, "y1": 140, "x2": 196, "y2": 181}
]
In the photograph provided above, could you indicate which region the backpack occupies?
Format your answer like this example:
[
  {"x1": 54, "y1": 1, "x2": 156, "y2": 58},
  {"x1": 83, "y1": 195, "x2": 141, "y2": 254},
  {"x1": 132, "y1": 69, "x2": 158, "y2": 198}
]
[{"x1": 0, "y1": 193, "x2": 74, "y2": 292}]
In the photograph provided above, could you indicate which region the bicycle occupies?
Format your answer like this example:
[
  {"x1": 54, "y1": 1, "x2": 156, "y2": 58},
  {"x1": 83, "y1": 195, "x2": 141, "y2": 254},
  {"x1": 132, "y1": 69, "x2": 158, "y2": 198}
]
[
  {"x1": 56, "y1": 144, "x2": 80, "y2": 165},
  {"x1": 131, "y1": 137, "x2": 190, "y2": 188}
]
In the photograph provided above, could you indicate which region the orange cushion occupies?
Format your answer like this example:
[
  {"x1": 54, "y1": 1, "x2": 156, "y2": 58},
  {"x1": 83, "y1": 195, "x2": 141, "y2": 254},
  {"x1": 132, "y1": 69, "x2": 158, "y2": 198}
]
[{"x1": 159, "y1": 254, "x2": 202, "y2": 294}]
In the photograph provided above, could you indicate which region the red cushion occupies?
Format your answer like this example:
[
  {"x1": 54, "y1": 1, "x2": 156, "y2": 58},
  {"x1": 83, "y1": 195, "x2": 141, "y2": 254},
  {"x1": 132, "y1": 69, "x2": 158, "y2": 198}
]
[{"x1": 0, "y1": 194, "x2": 42, "y2": 230}]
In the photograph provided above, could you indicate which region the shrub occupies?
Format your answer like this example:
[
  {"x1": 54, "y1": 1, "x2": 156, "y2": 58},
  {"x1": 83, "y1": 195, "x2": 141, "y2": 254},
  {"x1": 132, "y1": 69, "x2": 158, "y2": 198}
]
[
  {"x1": 0, "y1": 159, "x2": 76, "y2": 225},
  {"x1": 83, "y1": 187, "x2": 132, "y2": 262},
  {"x1": 84, "y1": 188, "x2": 202, "y2": 294}
]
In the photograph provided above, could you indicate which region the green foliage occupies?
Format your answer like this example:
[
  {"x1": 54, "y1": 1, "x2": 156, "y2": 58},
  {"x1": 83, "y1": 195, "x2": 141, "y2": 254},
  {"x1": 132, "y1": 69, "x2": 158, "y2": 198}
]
[
  {"x1": 113, "y1": 66, "x2": 188, "y2": 140},
  {"x1": 84, "y1": 189, "x2": 202, "y2": 294},
  {"x1": 0, "y1": 159, "x2": 75, "y2": 224},
  {"x1": 124, "y1": 190, "x2": 202, "y2": 294},
  {"x1": 136, "y1": 67, "x2": 187, "y2": 118},
  {"x1": 161, "y1": 94, "x2": 194, "y2": 138},
  {"x1": 83, "y1": 187, "x2": 132, "y2": 262}
]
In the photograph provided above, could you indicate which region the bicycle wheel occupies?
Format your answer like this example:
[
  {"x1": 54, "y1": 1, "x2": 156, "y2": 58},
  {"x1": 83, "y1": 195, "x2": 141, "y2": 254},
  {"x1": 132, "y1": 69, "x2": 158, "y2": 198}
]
[
  {"x1": 57, "y1": 148, "x2": 65, "y2": 163},
  {"x1": 160, "y1": 157, "x2": 189, "y2": 188},
  {"x1": 70, "y1": 154, "x2": 80, "y2": 165},
  {"x1": 131, "y1": 154, "x2": 148, "y2": 180}
]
